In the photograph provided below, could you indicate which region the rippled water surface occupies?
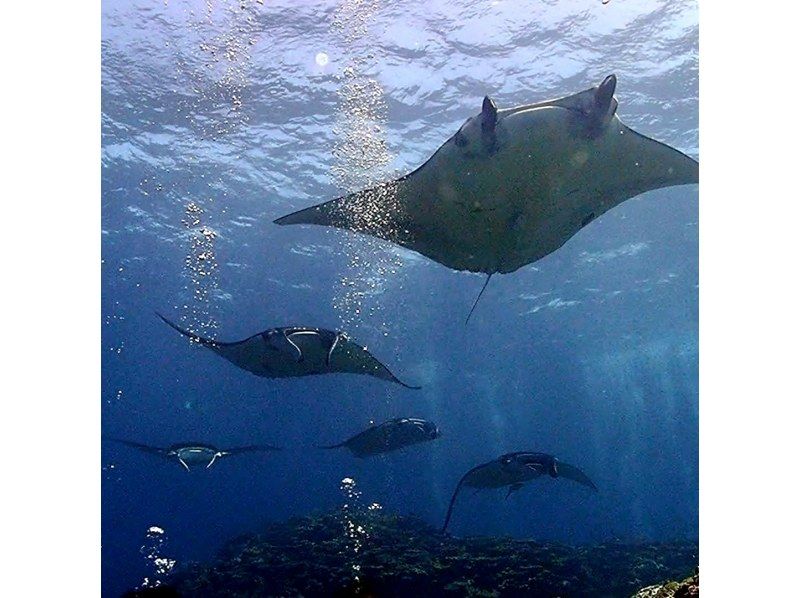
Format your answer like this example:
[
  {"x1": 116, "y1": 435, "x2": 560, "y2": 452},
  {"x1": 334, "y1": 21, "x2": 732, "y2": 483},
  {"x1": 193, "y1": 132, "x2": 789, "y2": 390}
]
[{"x1": 102, "y1": 0, "x2": 698, "y2": 594}]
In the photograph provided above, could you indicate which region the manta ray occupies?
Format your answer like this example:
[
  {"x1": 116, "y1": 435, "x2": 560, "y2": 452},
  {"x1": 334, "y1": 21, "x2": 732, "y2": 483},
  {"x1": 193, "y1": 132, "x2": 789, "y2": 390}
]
[
  {"x1": 108, "y1": 439, "x2": 281, "y2": 472},
  {"x1": 158, "y1": 314, "x2": 420, "y2": 389},
  {"x1": 441, "y1": 451, "x2": 597, "y2": 533},
  {"x1": 319, "y1": 417, "x2": 441, "y2": 457},
  {"x1": 275, "y1": 75, "x2": 699, "y2": 320}
]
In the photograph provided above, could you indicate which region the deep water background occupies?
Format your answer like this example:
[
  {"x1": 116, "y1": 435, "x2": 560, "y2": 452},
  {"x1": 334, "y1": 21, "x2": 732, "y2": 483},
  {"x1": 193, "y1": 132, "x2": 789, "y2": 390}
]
[{"x1": 101, "y1": 0, "x2": 698, "y2": 595}]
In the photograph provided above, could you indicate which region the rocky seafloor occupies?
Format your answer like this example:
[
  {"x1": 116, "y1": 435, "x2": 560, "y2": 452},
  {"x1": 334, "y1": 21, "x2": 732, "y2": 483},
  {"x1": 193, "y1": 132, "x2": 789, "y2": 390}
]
[{"x1": 128, "y1": 511, "x2": 698, "y2": 597}]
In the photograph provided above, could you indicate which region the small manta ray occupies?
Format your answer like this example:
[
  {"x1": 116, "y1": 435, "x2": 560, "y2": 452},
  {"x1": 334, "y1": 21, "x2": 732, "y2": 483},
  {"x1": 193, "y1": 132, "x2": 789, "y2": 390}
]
[
  {"x1": 319, "y1": 417, "x2": 441, "y2": 457},
  {"x1": 157, "y1": 314, "x2": 420, "y2": 389},
  {"x1": 275, "y1": 75, "x2": 699, "y2": 321},
  {"x1": 441, "y1": 451, "x2": 597, "y2": 533},
  {"x1": 108, "y1": 439, "x2": 282, "y2": 472}
]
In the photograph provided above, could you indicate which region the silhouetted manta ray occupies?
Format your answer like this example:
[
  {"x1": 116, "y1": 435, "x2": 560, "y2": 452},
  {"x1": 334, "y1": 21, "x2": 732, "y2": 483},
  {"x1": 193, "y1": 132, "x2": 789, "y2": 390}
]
[
  {"x1": 108, "y1": 439, "x2": 281, "y2": 472},
  {"x1": 441, "y1": 452, "x2": 597, "y2": 533},
  {"x1": 319, "y1": 417, "x2": 441, "y2": 457},
  {"x1": 275, "y1": 75, "x2": 699, "y2": 320},
  {"x1": 157, "y1": 314, "x2": 420, "y2": 389}
]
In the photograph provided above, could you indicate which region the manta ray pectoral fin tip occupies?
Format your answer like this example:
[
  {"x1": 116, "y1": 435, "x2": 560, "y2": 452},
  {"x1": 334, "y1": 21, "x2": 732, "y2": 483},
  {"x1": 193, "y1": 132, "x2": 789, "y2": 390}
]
[
  {"x1": 274, "y1": 202, "x2": 337, "y2": 227},
  {"x1": 394, "y1": 378, "x2": 422, "y2": 390},
  {"x1": 273, "y1": 209, "x2": 307, "y2": 226}
]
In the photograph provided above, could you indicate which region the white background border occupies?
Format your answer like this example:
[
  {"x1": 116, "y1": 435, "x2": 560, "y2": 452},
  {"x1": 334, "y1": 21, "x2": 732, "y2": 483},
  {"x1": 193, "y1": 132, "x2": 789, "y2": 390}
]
[
  {"x1": 3, "y1": 1, "x2": 799, "y2": 595},
  {"x1": 3, "y1": 1, "x2": 100, "y2": 595},
  {"x1": 700, "y1": 1, "x2": 800, "y2": 594}
]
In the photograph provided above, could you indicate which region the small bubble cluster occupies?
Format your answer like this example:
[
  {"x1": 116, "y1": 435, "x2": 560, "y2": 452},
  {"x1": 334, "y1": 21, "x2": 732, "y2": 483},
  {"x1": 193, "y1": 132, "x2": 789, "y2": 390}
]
[
  {"x1": 139, "y1": 526, "x2": 176, "y2": 588},
  {"x1": 173, "y1": 0, "x2": 262, "y2": 138},
  {"x1": 329, "y1": 0, "x2": 404, "y2": 334},
  {"x1": 181, "y1": 201, "x2": 219, "y2": 337},
  {"x1": 339, "y1": 477, "x2": 376, "y2": 587}
]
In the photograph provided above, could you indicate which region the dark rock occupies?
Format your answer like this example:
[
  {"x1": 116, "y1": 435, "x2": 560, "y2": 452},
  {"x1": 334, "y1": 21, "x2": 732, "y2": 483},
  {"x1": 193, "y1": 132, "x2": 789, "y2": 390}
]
[
  {"x1": 631, "y1": 570, "x2": 699, "y2": 598},
  {"x1": 148, "y1": 511, "x2": 697, "y2": 597}
]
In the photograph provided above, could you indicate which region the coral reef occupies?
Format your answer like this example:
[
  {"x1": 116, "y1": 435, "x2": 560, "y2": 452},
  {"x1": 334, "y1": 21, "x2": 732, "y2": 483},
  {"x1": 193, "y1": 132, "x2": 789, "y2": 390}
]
[
  {"x1": 631, "y1": 571, "x2": 699, "y2": 598},
  {"x1": 157, "y1": 512, "x2": 697, "y2": 597}
]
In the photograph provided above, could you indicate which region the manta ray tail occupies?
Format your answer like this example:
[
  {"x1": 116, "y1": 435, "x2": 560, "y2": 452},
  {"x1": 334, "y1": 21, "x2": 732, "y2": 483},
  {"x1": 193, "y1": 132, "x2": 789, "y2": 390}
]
[
  {"x1": 441, "y1": 472, "x2": 472, "y2": 533},
  {"x1": 465, "y1": 274, "x2": 493, "y2": 325}
]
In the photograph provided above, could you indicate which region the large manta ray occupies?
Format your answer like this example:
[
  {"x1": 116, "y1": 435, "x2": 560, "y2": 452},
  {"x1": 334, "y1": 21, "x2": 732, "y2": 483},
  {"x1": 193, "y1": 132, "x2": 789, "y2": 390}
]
[
  {"x1": 441, "y1": 452, "x2": 597, "y2": 533},
  {"x1": 158, "y1": 314, "x2": 420, "y2": 389},
  {"x1": 107, "y1": 439, "x2": 281, "y2": 472},
  {"x1": 275, "y1": 75, "x2": 699, "y2": 319}
]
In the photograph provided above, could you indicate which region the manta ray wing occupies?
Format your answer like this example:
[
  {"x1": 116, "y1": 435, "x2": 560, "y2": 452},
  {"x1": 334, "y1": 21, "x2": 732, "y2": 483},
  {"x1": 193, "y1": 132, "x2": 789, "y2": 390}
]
[
  {"x1": 157, "y1": 313, "x2": 274, "y2": 375},
  {"x1": 274, "y1": 179, "x2": 411, "y2": 244},
  {"x1": 220, "y1": 445, "x2": 283, "y2": 455},
  {"x1": 107, "y1": 438, "x2": 168, "y2": 457},
  {"x1": 334, "y1": 340, "x2": 421, "y2": 389},
  {"x1": 599, "y1": 121, "x2": 699, "y2": 202},
  {"x1": 273, "y1": 170, "x2": 489, "y2": 274},
  {"x1": 556, "y1": 461, "x2": 598, "y2": 491}
]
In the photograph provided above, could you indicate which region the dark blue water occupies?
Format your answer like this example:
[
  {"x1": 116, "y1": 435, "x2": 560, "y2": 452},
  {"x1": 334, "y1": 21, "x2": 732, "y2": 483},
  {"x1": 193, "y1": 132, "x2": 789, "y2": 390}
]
[{"x1": 102, "y1": 0, "x2": 698, "y2": 595}]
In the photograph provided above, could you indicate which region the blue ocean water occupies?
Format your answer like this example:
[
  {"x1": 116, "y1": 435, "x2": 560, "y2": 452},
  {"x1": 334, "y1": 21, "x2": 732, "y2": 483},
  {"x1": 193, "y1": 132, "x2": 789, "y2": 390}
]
[{"x1": 101, "y1": 0, "x2": 698, "y2": 595}]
